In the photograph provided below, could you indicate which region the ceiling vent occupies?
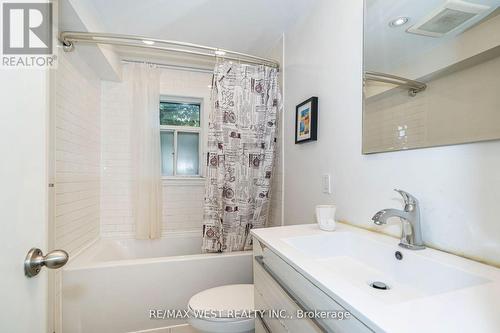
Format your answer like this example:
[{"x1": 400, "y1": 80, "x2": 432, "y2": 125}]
[{"x1": 407, "y1": 0, "x2": 491, "y2": 37}]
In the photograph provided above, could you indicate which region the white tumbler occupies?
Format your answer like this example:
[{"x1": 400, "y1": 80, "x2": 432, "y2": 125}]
[{"x1": 316, "y1": 205, "x2": 337, "y2": 231}]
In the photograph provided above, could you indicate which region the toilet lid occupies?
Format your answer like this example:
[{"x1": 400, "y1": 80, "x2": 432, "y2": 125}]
[{"x1": 188, "y1": 284, "x2": 254, "y2": 318}]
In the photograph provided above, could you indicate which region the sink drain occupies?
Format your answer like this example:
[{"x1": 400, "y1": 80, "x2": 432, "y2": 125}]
[{"x1": 370, "y1": 281, "x2": 389, "y2": 290}]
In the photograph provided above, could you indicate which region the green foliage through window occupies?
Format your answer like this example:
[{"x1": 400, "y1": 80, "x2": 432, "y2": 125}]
[{"x1": 160, "y1": 101, "x2": 200, "y2": 127}]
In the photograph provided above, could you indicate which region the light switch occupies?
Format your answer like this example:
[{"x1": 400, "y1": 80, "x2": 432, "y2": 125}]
[{"x1": 322, "y1": 174, "x2": 331, "y2": 194}]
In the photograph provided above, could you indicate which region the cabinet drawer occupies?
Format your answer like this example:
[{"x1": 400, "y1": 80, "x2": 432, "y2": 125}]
[
  {"x1": 255, "y1": 315, "x2": 268, "y2": 333},
  {"x1": 255, "y1": 257, "x2": 323, "y2": 332},
  {"x1": 254, "y1": 287, "x2": 290, "y2": 333},
  {"x1": 256, "y1": 248, "x2": 373, "y2": 333}
]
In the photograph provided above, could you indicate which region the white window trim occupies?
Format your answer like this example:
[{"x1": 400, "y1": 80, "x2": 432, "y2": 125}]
[{"x1": 160, "y1": 96, "x2": 205, "y2": 180}]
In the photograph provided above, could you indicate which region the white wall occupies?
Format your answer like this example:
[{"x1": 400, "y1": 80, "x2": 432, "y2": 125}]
[
  {"x1": 100, "y1": 67, "x2": 211, "y2": 238},
  {"x1": 283, "y1": 0, "x2": 500, "y2": 266}
]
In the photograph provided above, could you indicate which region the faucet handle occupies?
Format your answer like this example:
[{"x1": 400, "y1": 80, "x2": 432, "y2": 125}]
[{"x1": 394, "y1": 189, "x2": 418, "y2": 206}]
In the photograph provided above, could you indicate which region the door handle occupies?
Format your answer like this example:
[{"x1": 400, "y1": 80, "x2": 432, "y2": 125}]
[{"x1": 24, "y1": 248, "x2": 69, "y2": 278}]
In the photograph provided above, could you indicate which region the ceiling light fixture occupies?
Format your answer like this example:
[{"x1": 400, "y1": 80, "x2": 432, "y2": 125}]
[
  {"x1": 389, "y1": 17, "x2": 409, "y2": 27},
  {"x1": 142, "y1": 40, "x2": 155, "y2": 45}
]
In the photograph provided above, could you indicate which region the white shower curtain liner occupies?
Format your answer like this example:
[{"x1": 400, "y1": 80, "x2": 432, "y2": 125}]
[{"x1": 127, "y1": 63, "x2": 162, "y2": 239}]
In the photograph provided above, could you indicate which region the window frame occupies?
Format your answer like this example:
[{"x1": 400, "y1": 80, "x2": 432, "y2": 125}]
[{"x1": 160, "y1": 96, "x2": 204, "y2": 179}]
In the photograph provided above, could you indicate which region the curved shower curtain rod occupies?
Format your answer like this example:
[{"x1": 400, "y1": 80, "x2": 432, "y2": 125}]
[{"x1": 59, "y1": 31, "x2": 280, "y2": 69}]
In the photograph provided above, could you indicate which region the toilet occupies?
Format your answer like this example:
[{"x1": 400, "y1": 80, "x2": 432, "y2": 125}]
[{"x1": 187, "y1": 284, "x2": 254, "y2": 333}]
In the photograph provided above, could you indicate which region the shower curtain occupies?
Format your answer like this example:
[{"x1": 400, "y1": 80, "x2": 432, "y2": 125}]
[
  {"x1": 128, "y1": 63, "x2": 162, "y2": 239},
  {"x1": 202, "y1": 61, "x2": 281, "y2": 252}
]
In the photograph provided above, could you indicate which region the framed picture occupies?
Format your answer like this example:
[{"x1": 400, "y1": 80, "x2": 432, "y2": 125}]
[{"x1": 295, "y1": 97, "x2": 318, "y2": 144}]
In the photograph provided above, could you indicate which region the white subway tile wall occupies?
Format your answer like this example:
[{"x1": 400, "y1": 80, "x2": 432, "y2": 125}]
[
  {"x1": 54, "y1": 50, "x2": 101, "y2": 333},
  {"x1": 55, "y1": 52, "x2": 101, "y2": 253}
]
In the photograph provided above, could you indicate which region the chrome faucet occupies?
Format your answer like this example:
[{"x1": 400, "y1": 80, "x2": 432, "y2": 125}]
[{"x1": 372, "y1": 189, "x2": 425, "y2": 250}]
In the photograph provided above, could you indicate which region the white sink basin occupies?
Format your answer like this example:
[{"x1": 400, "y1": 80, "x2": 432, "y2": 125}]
[
  {"x1": 283, "y1": 231, "x2": 490, "y2": 303},
  {"x1": 252, "y1": 223, "x2": 500, "y2": 332}
]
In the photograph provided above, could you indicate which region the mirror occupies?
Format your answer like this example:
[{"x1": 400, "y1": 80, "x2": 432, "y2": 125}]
[{"x1": 363, "y1": 0, "x2": 500, "y2": 154}]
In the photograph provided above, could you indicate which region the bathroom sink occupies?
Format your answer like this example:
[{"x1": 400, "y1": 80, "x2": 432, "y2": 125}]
[
  {"x1": 283, "y1": 231, "x2": 490, "y2": 303},
  {"x1": 252, "y1": 224, "x2": 500, "y2": 332}
]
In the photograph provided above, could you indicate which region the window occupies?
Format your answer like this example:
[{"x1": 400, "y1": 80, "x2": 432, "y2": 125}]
[{"x1": 160, "y1": 98, "x2": 202, "y2": 177}]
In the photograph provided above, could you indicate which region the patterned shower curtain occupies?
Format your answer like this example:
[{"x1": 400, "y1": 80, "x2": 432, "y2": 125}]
[{"x1": 202, "y1": 61, "x2": 281, "y2": 253}]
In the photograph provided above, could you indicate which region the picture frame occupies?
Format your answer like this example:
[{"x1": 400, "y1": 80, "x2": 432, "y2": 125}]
[{"x1": 295, "y1": 97, "x2": 318, "y2": 144}]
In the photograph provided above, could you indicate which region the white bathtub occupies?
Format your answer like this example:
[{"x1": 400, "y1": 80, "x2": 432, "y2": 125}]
[{"x1": 62, "y1": 232, "x2": 253, "y2": 333}]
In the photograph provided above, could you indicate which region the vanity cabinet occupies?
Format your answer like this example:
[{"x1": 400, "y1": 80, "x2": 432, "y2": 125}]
[{"x1": 253, "y1": 239, "x2": 373, "y2": 333}]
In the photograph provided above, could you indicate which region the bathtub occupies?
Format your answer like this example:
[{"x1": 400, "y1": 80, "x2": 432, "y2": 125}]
[{"x1": 62, "y1": 232, "x2": 253, "y2": 333}]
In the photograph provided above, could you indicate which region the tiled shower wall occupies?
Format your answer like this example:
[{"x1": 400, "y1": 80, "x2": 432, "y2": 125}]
[
  {"x1": 53, "y1": 50, "x2": 101, "y2": 332},
  {"x1": 54, "y1": 51, "x2": 101, "y2": 254},
  {"x1": 100, "y1": 67, "x2": 211, "y2": 237}
]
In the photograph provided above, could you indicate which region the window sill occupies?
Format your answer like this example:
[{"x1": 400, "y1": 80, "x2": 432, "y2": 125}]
[{"x1": 162, "y1": 176, "x2": 206, "y2": 186}]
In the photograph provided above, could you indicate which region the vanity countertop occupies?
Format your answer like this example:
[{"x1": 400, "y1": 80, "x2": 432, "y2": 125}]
[{"x1": 251, "y1": 223, "x2": 500, "y2": 333}]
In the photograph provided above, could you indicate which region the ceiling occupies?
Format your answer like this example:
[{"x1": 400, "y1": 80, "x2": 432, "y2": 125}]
[
  {"x1": 79, "y1": 0, "x2": 317, "y2": 58},
  {"x1": 365, "y1": 0, "x2": 500, "y2": 73}
]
